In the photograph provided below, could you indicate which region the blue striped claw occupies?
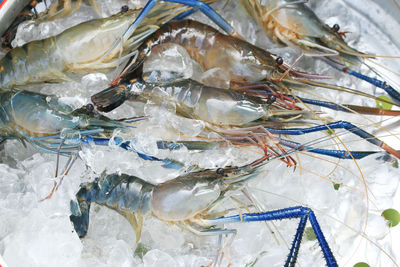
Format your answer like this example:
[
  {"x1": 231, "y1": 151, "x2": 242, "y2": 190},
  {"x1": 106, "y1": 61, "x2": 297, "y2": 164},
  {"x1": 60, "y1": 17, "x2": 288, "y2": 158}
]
[
  {"x1": 206, "y1": 206, "x2": 338, "y2": 267},
  {"x1": 265, "y1": 121, "x2": 400, "y2": 160}
]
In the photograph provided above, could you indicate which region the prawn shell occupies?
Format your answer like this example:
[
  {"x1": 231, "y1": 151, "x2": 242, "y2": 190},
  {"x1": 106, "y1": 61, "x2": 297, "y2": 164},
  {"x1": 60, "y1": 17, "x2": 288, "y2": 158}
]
[
  {"x1": 141, "y1": 80, "x2": 267, "y2": 125},
  {"x1": 151, "y1": 176, "x2": 221, "y2": 221},
  {"x1": 9, "y1": 91, "x2": 80, "y2": 135},
  {"x1": 195, "y1": 85, "x2": 266, "y2": 125},
  {"x1": 55, "y1": 10, "x2": 139, "y2": 70},
  {"x1": 132, "y1": 20, "x2": 278, "y2": 87}
]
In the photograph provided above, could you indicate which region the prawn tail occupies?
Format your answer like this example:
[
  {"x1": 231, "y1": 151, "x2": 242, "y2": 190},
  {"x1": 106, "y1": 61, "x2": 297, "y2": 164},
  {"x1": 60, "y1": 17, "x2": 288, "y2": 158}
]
[
  {"x1": 91, "y1": 84, "x2": 131, "y2": 112},
  {"x1": 70, "y1": 186, "x2": 92, "y2": 238}
]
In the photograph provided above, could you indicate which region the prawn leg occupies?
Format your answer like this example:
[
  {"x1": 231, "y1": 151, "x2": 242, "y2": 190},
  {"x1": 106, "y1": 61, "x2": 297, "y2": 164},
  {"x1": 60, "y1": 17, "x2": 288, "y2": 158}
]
[
  {"x1": 265, "y1": 121, "x2": 400, "y2": 159},
  {"x1": 83, "y1": 136, "x2": 184, "y2": 169},
  {"x1": 41, "y1": 151, "x2": 78, "y2": 201},
  {"x1": 70, "y1": 190, "x2": 92, "y2": 237},
  {"x1": 18, "y1": 131, "x2": 183, "y2": 169},
  {"x1": 218, "y1": 127, "x2": 296, "y2": 166},
  {"x1": 203, "y1": 206, "x2": 337, "y2": 267}
]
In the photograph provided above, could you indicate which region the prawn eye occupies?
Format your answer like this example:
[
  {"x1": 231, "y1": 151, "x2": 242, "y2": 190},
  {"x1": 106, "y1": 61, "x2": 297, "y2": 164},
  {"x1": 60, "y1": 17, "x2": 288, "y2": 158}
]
[
  {"x1": 267, "y1": 95, "x2": 276, "y2": 104},
  {"x1": 275, "y1": 57, "x2": 283, "y2": 65},
  {"x1": 216, "y1": 168, "x2": 224, "y2": 175},
  {"x1": 121, "y1": 5, "x2": 129, "y2": 13},
  {"x1": 332, "y1": 24, "x2": 340, "y2": 32},
  {"x1": 86, "y1": 103, "x2": 94, "y2": 112}
]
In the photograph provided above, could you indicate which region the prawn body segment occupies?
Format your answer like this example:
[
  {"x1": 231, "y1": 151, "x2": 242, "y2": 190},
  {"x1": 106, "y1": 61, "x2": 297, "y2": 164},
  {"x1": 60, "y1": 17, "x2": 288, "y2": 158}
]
[
  {"x1": 94, "y1": 79, "x2": 268, "y2": 125},
  {"x1": 117, "y1": 20, "x2": 278, "y2": 86},
  {"x1": 71, "y1": 173, "x2": 154, "y2": 238},
  {"x1": 0, "y1": 38, "x2": 66, "y2": 88}
]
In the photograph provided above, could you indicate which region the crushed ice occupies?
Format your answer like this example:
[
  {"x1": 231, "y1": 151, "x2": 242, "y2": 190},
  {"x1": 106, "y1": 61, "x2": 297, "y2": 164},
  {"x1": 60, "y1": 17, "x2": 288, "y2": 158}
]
[{"x1": 1, "y1": 0, "x2": 400, "y2": 266}]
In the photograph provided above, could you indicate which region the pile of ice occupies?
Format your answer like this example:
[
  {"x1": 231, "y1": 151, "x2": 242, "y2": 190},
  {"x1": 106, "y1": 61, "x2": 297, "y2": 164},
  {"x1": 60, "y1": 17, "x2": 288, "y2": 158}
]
[{"x1": 1, "y1": 0, "x2": 400, "y2": 266}]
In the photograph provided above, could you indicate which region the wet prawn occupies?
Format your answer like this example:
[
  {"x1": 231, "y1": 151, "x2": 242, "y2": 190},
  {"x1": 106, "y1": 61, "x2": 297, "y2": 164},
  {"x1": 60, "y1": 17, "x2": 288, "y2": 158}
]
[
  {"x1": 238, "y1": 0, "x2": 400, "y2": 102},
  {"x1": 70, "y1": 156, "x2": 338, "y2": 266},
  {"x1": 92, "y1": 77, "x2": 400, "y2": 163}
]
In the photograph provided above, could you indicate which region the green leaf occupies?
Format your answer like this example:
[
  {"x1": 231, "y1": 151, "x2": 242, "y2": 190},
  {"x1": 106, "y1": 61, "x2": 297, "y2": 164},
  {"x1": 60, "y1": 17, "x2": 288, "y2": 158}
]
[
  {"x1": 354, "y1": 262, "x2": 370, "y2": 267},
  {"x1": 392, "y1": 160, "x2": 399, "y2": 169},
  {"x1": 382, "y1": 208, "x2": 400, "y2": 227},
  {"x1": 134, "y1": 243, "x2": 151, "y2": 259},
  {"x1": 376, "y1": 96, "x2": 392, "y2": 110},
  {"x1": 305, "y1": 227, "x2": 316, "y2": 241},
  {"x1": 204, "y1": 225, "x2": 217, "y2": 230},
  {"x1": 333, "y1": 183, "x2": 341, "y2": 190}
]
